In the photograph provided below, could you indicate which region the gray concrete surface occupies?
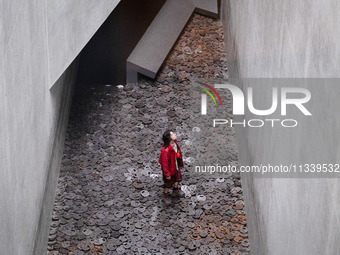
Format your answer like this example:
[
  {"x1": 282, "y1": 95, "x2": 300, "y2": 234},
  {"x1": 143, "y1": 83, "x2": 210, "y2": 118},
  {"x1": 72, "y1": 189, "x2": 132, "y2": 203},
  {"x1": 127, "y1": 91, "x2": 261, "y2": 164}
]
[
  {"x1": 221, "y1": 0, "x2": 340, "y2": 254},
  {"x1": 0, "y1": 1, "x2": 120, "y2": 254},
  {"x1": 76, "y1": 0, "x2": 166, "y2": 86},
  {"x1": 33, "y1": 59, "x2": 79, "y2": 255},
  {"x1": 47, "y1": 0, "x2": 120, "y2": 87},
  {"x1": 126, "y1": 0, "x2": 219, "y2": 83}
]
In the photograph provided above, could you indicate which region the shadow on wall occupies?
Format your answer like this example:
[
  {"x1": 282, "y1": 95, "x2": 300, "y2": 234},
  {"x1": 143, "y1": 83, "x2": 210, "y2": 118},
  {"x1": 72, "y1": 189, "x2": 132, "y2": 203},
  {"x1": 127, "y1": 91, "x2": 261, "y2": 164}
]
[{"x1": 76, "y1": 0, "x2": 166, "y2": 86}]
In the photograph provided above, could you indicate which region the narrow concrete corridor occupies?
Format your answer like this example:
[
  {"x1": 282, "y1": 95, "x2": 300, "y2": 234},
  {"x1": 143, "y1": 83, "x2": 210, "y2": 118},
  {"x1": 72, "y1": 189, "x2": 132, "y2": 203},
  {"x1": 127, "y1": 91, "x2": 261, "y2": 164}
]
[{"x1": 47, "y1": 14, "x2": 249, "y2": 255}]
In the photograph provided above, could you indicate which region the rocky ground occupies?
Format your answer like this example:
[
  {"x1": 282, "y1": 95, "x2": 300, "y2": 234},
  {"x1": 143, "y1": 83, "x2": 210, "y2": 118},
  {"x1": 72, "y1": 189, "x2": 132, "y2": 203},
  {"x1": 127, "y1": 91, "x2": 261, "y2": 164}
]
[{"x1": 47, "y1": 14, "x2": 250, "y2": 255}]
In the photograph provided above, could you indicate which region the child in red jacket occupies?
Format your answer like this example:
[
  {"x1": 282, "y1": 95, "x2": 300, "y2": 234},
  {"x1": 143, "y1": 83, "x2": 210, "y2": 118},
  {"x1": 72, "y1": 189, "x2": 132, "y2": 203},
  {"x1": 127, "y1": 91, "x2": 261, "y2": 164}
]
[{"x1": 158, "y1": 130, "x2": 184, "y2": 201}]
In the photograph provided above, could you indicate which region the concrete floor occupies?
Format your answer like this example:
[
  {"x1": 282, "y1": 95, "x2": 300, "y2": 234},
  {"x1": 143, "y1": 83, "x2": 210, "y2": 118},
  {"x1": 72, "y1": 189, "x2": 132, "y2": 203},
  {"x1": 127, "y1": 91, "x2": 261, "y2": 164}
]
[{"x1": 47, "y1": 14, "x2": 249, "y2": 255}]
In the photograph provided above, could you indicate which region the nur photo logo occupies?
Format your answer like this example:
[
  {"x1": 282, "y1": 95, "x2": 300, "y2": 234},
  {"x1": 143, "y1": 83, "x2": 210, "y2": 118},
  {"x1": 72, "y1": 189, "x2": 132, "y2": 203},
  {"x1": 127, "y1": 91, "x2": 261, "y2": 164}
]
[
  {"x1": 195, "y1": 82, "x2": 312, "y2": 128},
  {"x1": 197, "y1": 81, "x2": 223, "y2": 110}
]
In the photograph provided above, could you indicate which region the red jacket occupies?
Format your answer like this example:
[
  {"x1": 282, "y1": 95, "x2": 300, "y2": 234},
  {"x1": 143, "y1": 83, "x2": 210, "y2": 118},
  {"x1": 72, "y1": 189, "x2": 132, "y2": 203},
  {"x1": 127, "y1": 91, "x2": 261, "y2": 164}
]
[{"x1": 158, "y1": 139, "x2": 184, "y2": 177}]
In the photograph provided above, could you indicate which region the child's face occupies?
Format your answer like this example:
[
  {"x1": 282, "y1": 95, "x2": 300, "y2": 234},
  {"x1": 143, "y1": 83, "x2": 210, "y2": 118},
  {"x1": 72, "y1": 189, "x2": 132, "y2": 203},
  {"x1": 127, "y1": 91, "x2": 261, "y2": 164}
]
[{"x1": 170, "y1": 131, "x2": 177, "y2": 141}]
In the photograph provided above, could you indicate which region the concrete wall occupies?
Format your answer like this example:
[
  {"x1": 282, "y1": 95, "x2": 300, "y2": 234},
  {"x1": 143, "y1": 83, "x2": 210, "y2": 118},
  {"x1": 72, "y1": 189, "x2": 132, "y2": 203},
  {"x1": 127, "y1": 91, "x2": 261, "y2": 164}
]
[
  {"x1": 0, "y1": 1, "x2": 120, "y2": 254},
  {"x1": 221, "y1": 1, "x2": 340, "y2": 254},
  {"x1": 76, "y1": 0, "x2": 166, "y2": 86},
  {"x1": 47, "y1": 0, "x2": 121, "y2": 87},
  {"x1": 222, "y1": 0, "x2": 340, "y2": 79}
]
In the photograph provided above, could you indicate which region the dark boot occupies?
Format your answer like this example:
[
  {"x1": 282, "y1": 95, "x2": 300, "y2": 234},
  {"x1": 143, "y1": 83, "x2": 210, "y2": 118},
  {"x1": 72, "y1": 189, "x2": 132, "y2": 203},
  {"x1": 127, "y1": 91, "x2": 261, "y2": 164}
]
[
  {"x1": 162, "y1": 192, "x2": 172, "y2": 205},
  {"x1": 171, "y1": 186, "x2": 185, "y2": 198}
]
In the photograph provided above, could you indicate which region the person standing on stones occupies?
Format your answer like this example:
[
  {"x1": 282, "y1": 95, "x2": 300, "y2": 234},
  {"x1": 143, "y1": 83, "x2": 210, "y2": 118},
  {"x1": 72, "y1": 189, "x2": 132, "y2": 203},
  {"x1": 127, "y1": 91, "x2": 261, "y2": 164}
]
[{"x1": 158, "y1": 130, "x2": 184, "y2": 202}]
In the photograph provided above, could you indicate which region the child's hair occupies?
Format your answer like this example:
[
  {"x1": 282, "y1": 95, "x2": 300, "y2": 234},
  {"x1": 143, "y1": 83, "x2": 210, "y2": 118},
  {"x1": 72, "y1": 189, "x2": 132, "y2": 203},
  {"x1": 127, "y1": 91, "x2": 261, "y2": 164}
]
[{"x1": 162, "y1": 129, "x2": 172, "y2": 148}]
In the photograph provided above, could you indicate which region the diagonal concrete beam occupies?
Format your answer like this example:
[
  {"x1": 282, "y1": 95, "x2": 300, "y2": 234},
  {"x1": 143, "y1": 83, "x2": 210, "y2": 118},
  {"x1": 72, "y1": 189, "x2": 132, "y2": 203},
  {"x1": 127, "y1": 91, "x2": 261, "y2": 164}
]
[
  {"x1": 194, "y1": 0, "x2": 220, "y2": 19},
  {"x1": 126, "y1": 0, "x2": 219, "y2": 84}
]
